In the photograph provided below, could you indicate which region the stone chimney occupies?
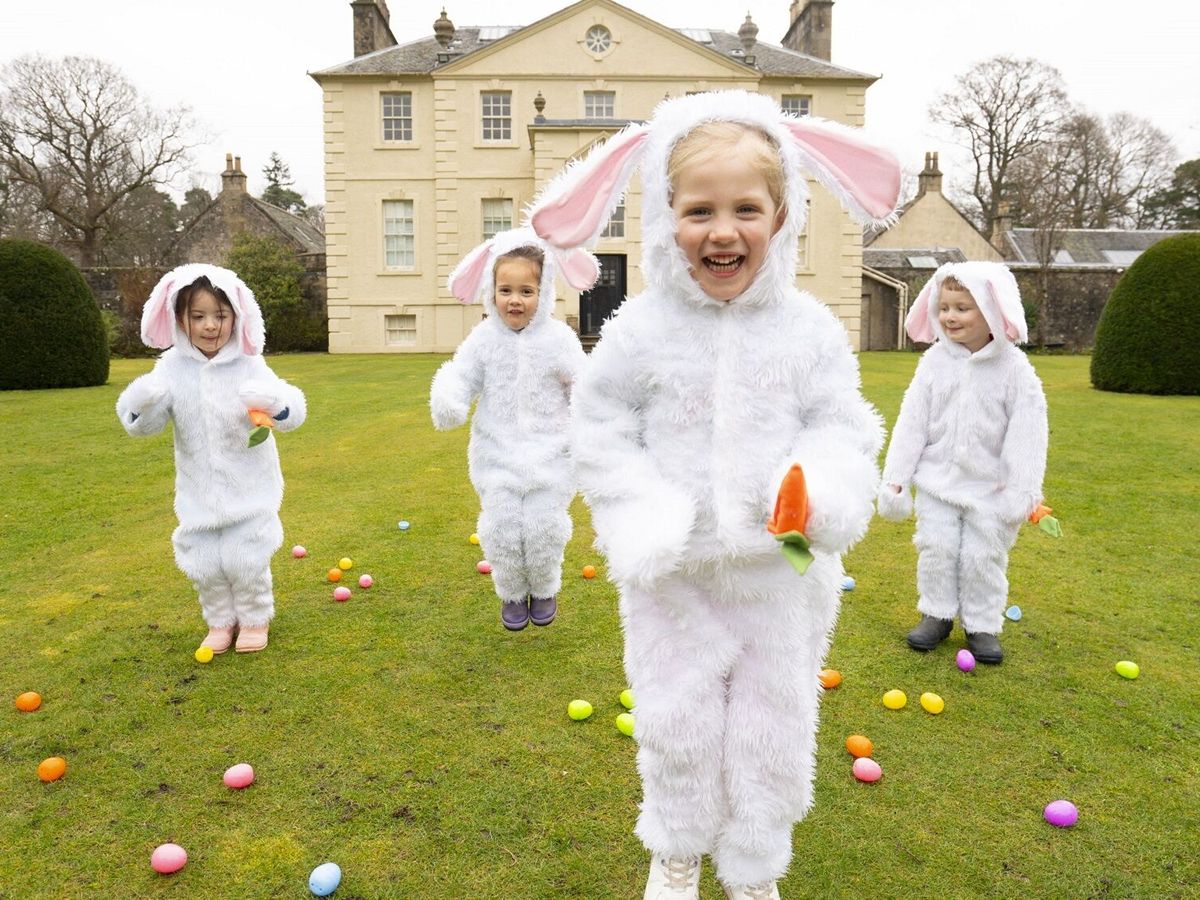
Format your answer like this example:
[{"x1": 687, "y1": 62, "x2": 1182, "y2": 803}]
[
  {"x1": 221, "y1": 153, "x2": 247, "y2": 196},
  {"x1": 782, "y1": 0, "x2": 833, "y2": 60},
  {"x1": 352, "y1": 0, "x2": 398, "y2": 58},
  {"x1": 916, "y1": 151, "x2": 943, "y2": 197},
  {"x1": 991, "y1": 202, "x2": 1013, "y2": 254}
]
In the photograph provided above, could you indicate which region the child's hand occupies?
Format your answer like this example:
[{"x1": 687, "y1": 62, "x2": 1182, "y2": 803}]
[
  {"x1": 124, "y1": 377, "x2": 168, "y2": 414},
  {"x1": 238, "y1": 382, "x2": 282, "y2": 415},
  {"x1": 875, "y1": 482, "x2": 913, "y2": 521}
]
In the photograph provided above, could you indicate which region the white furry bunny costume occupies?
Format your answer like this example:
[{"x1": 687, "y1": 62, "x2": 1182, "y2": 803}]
[
  {"x1": 530, "y1": 91, "x2": 900, "y2": 887},
  {"x1": 429, "y1": 228, "x2": 591, "y2": 607},
  {"x1": 116, "y1": 264, "x2": 306, "y2": 628},
  {"x1": 878, "y1": 261, "x2": 1048, "y2": 635}
]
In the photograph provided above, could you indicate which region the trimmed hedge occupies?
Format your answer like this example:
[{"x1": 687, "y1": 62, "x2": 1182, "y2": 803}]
[
  {"x1": 1091, "y1": 234, "x2": 1200, "y2": 395},
  {"x1": 0, "y1": 239, "x2": 109, "y2": 390}
]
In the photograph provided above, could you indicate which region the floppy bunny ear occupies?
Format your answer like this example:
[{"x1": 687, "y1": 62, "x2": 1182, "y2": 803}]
[
  {"x1": 141, "y1": 275, "x2": 177, "y2": 349},
  {"x1": 552, "y1": 247, "x2": 600, "y2": 291},
  {"x1": 905, "y1": 277, "x2": 937, "y2": 344},
  {"x1": 782, "y1": 118, "x2": 901, "y2": 227},
  {"x1": 232, "y1": 284, "x2": 265, "y2": 355},
  {"x1": 531, "y1": 124, "x2": 651, "y2": 248},
  {"x1": 988, "y1": 278, "x2": 1027, "y2": 344},
  {"x1": 448, "y1": 239, "x2": 495, "y2": 304}
]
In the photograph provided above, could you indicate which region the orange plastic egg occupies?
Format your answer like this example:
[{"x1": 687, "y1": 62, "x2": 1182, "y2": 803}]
[
  {"x1": 582, "y1": 565, "x2": 597, "y2": 579},
  {"x1": 818, "y1": 668, "x2": 842, "y2": 689},
  {"x1": 38, "y1": 757, "x2": 67, "y2": 782},
  {"x1": 327, "y1": 568, "x2": 343, "y2": 583},
  {"x1": 845, "y1": 734, "x2": 874, "y2": 758},
  {"x1": 15, "y1": 691, "x2": 42, "y2": 712}
]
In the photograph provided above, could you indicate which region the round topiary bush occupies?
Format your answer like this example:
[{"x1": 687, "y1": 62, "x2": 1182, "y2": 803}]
[
  {"x1": 0, "y1": 239, "x2": 109, "y2": 390},
  {"x1": 1091, "y1": 233, "x2": 1200, "y2": 395}
]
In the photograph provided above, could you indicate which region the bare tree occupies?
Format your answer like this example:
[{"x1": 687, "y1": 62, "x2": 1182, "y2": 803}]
[
  {"x1": 930, "y1": 56, "x2": 1069, "y2": 238},
  {"x1": 0, "y1": 55, "x2": 196, "y2": 267}
]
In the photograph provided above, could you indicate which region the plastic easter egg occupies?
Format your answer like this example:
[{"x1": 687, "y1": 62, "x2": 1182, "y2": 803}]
[
  {"x1": 956, "y1": 649, "x2": 976, "y2": 672},
  {"x1": 398, "y1": 521, "x2": 411, "y2": 531},
  {"x1": 882, "y1": 689, "x2": 907, "y2": 710},
  {"x1": 358, "y1": 574, "x2": 373, "y2": 589},
  {"x1": 333, "y1": 586, "x2": 351, "y2": 602},
  {"x1": 1043, "y1": 799, "x2": 1079, "y2": 827},
  {"x1": 845, "y1": 734, "x2": 873, "y2": 758},
  {"x1": 841, "y1": 575, "x2": 856, "y2": 591},
  {"x1": 223, "y1": 763, "x2": 255, "y2": 789},
  {"x1": 616, "y1": 712, "x2": 635, "y2": 737},
  {"x1": 327, "y1": 568, "x2": 343, "y2": 583},
  {"x1": 619, "y1": 689, "x2": 635, "y2": 710},
  {"x1": 582, "y1": 564, "x2": 597, "y2": 579},
  {"x1": 567, "y1": 699, "x2": 593, "y2": 721},
  {"x1": 292, "y1": 545, "x2": 307, "y2": 558},
  {"x1": 194, "y1": 646, "x2": 214, "y2": 664},
  {"x1": 1005, "y1": 604, "x2": 1022, "y2": 621},
  {"x1": 920, "y1": 692, "x2": 945, "y2": 714},
  {"x1": 151, "y1": 843, "x2": 188, "y2": 874},
  {"x1": 852, "y1": 757, "x2": 882, "y2": 783},
  {"x1": 819, "y1": 668, "x2": 842, "y2": 689},
  {"x1": 468, "y1": 532, "x2": 480, "y2": 544},
  {"x1": 338, "y1": 558, "x2": 353, "y2": 571},
  {"x1": 37, "y1": 756, "x2": 67, "y2": 782},
  {"x1": 15, "y1": 691, "x2": 42, "y2": 712},
  {"x1": 309, "y1": 861, "x2": 342, "y2": 896},
  {"x1": 477, "y1": 560, "x2": 492, "y2": 575},
  {"x1": 1114, "y1": 660, "x2": 1140, "y2": 680}
]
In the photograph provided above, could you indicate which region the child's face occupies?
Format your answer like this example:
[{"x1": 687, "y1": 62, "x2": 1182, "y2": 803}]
[
  {"x1": 494, "y1": 257, "x2": 540, "y2": 331},
  {"x1": 184, "y1": 288, "x2": 233, "y2": 358},
  {"x1": 937, "y1": 285, "x2": 991, "y2": 352},
  {"x1": 670, "y1": 142, "x2": 784, "y2": 303}
]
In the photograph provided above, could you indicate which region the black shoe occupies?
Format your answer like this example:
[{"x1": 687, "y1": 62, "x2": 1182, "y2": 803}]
[
  {"x1": 966, "y1": 632, "x2": 1003, "y2": 664},
  {"x1": 906, "y1": 615, "x2": 954, "y2": 651}
]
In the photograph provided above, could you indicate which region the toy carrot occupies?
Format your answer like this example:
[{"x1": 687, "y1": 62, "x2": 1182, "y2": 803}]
[
  {"x1": 767, "y1": 464, "x2": 814, "y2": 574},
  {"x1": 1028, "y1": 503, "x2": 1062, "y2": 537},
  {"x1": 248, "y1": 409, "x2": 274, "y2": 447}
]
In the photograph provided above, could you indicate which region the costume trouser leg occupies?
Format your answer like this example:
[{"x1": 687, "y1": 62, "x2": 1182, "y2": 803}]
[
  {"x1": 622, "y1": 559, "x2": 839, "y2": 886},
  {"x1": 521, "y1": 487, "x2": 572, "y2": 600},
  {"x1": 173, "y1": 513, "x2": 281, "y2": 628},
  {"x1": 957, "y1": 510, "x2": 1021, "y2": 636},
  {"x1": 477, "y1": 488, "x2": 530, "y2": 604},
  {"x1": 913, "y1": 491, "x2": 964, "y2": 622}
]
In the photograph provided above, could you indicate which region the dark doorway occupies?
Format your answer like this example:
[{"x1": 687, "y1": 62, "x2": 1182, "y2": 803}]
[
  {"x1": 860, "y1": 282, "x2": 900, "y2": 350},
  {"x1": 579, "y1": 254, "x2": 627, "y2": 336}
]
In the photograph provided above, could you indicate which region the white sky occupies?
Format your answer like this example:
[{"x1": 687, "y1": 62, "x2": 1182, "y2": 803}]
[{"x1": 2, "y1": 0, "x2": 1197, "y2": 207}]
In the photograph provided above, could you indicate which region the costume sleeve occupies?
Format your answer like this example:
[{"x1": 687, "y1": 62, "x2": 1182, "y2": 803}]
[
  {"x1": 429, "y1": 325, "x2": 485, "y2": 431},
  {"x1": 998, "y1": 359, "x2": 1049, "y2": 523},
  {"x1": 572, "y1": 323, "x2": 695, "y2": 588},
  {"x1": 115, "y1": 366, "x2": 172, "y2": 437},
  {"x1": 774, "y1": 332, "x2": 884, "y2": 554},
  {"x1": 877, "y1": 353, "x2": 933, "y2": 519},
  {"x1": 240, "y1": 358, "x2": 307, "y2": 433}
]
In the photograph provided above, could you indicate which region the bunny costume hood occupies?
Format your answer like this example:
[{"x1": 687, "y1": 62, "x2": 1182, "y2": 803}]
[
  {"x1": 140, "y1": 263, "x2": 266, "y2": 364},
  {"x1": 904, "y1": 260, "x2": 1029, "y2": 357}
]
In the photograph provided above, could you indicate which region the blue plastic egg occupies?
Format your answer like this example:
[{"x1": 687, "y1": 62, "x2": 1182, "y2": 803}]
[
  {"x1": 1005, "y1": 604, "x2": 1022, "y2": 621},
  {"x1": 309, "y1": 862, "x2": 342, "y2": 896},
  {"x1": 397, "y1": 520, "x2": 410, "y2": 531},
  {"x1": 841, "y1": 575, "x2": 856, "y2": 591}
]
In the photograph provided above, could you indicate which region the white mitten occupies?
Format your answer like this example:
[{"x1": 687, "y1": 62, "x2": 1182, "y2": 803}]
[
  {"x1": 123, "y1": 376, "x2": 168, "y2": 415},
  {"x1": 876, "y1": 482, "x2": 913, "y2": 521},
  {"x1": 238, "y1": 381, "x2": 283, "y2": 414},
  {"x1": 593, "y1": 495, "x2": 695, "y2": 590},
  {"x1": 430, "y1": 394, "x2": 469, "y2": 431}
]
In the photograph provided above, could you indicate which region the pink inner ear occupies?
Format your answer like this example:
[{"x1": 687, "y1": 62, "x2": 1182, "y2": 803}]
[
  {"x1": 905, "y1": 280, "x2": 935, "y2": 343},
  {"x1": 450, "y1": 242, "x2": 494, "y2": 303},
  {"x1": 555, "y1": 248, "x2": 600, "y2": 291},
  {"x1": 784, "y1": 120, "x2": 900, "y2": 221},
  {"x1": 988, "y1": 279, "x2": 1023, "y2": 341},
  {"x1": 237, "y1": 287, "x2": 257, "y2": 355},
  {"x1": 145, "y1": 279, "x2": 176, "y2": 347},
  {"x1": 532, "y1": 126, "x2": 649, "y2": 247}
]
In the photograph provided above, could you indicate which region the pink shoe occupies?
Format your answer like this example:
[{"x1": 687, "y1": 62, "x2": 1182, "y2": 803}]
[
  {"x1": 202, "y1": 626, "x2": 236, "y2": 654},
  {"x1": 235, "y1": 624, "x2": 269, "y2": 653}
]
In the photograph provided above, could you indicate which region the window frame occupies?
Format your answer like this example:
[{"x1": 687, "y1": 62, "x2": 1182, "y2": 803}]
[
  {"x1": 781, "y1": 94, "x2": 812, "y2": 118},
  {"x1": 480, "y1": 91, "x2": 513, "y2": 143},
  {"x1": 381, "y1": 91, "x2": 414, "y2": 142},
  {"x1": 584, "y1": 90, "x2": 615, "y2": 119},
  {"x1": 481, "y1": 198, "x2": 514, "y2": 241},
  {"x1": 382, "y1": 199, "x2": 416, "y2": 271}
]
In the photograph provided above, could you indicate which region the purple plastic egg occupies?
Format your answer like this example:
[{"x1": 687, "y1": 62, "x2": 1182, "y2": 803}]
[
  {"x1": 150, "y1": 843, "x2": 187, "y2": 874},
  {"x1": 1044, "y1": 799, "x2": 1079, "y2": 827},
  {"x1": 956, "y1": 648, "x2": 976, "y2": 672}
]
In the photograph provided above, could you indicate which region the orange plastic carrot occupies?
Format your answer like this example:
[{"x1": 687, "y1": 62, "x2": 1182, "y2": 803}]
[
  {"x1": 248, "y1": 409, "x2": 274, "y2": 429},
  {"x1": 767, "y1": 464, "x2": 809, "y2": 538},
  {"x1": 1028, "y1": 503, "x2": 1053, "y2": 524},
  {"x1": 248, "y1": 409, "x2": 274, "y2": 447}
]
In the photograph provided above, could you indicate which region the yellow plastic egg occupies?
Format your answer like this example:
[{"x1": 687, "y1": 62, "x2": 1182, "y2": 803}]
[
  {"x1": 194, "y1": 646, "x2": 214, "y2": 664},
  {"x1": 919, "y1": 692, "x2": 945, "y2": 714},
  {"x1": 338, "y1": 558, "x2": 353, "y2": 570},
  {"x1": 469, "y1": 533, "x2": 481, "y2": 545},
  {"x1": 882, "y1": 689, "x2": 907, "y2": 710}
]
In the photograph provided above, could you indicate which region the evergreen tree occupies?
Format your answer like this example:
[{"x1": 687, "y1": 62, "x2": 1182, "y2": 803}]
[{"x1": 260, "y1": 153, "x2": 306, "y2": 214}]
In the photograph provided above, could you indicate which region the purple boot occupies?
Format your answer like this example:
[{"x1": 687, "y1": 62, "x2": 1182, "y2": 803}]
[
  {"x1": 529, "y1": 595, "x2": 557, "y2": 627},
  {"x1": 500, "y1": 600, "x2": 529, "y2": 632}
]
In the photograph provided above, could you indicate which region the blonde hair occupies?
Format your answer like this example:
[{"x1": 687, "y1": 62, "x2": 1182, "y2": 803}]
[{"x1": 667, "y1": 122, "x2": 785, "y2": 210}]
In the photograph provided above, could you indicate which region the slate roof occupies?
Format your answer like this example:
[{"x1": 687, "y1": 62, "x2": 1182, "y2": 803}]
[
  {"x1": 251, "y1": 199, "x2": 325, "y2": 255},
  {"x1": 863, "y1": 248, "x2": 966, "y2": 269},
  {"x1": 1002, "y1": 228, "x2": 1194, "y2": 266}
]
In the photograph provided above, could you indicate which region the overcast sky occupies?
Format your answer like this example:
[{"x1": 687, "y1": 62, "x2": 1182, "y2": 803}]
[{"x1": 2, "y1": 0, "x2": 1197, "y2": 208}]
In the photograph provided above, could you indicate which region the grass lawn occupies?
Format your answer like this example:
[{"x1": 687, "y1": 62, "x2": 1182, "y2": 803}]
[{"x1": 1, "y1": 352, "x2": 1196, "y2": 898}]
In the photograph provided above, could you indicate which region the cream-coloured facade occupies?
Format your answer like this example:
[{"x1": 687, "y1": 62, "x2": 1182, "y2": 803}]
[{"x1": 311, "y1": 0, "x2": 882, "y2": 352}]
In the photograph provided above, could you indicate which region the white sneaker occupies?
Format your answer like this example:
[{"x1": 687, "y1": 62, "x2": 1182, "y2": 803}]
[
  {"x1": 722, "y1": 881, "x2": 780, "y2": 900},
  {"x1": 644, "y1": 855, "x2": 701, "y2": 900}
]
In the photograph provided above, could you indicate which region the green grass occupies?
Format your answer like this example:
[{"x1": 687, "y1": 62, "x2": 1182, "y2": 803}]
[{"x1": 1, "y1": 352, "x2": 1196, "y2": 898}]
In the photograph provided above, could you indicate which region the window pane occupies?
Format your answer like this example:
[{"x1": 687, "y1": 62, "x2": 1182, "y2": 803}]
[
  {"x1": 781, "y1": 95, "x2": 811, "y2": 117},
  {"x1": 383, "y1": 200, "x2": 414, "y2": 268},
  {"x1": 585, "y1": 91, "x2": 615, "y2": 119},
  {"x1": 385, "y1": 314, "x2": 417, "y2": 346},
  {"x1": 482, "y1": 198, "x2": 513, "y2": 240},
  {"x1": 481, "y1": 92, "x2": 512, "y2": 142},
  {"x1": 600, "y1": 202, "x2": 624, "y2": 238},
  {"x1": 382, "y1": 92, "x2": 413, "y2": 141}
]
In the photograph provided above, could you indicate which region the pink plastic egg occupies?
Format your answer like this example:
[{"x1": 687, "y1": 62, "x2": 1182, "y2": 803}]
[
  {"x1": 150, "y1": 843, "x2": 187, "y2": 874},
  {"x1": 223, "y1": 763, "x2": 255, "y2": 789},
  {"x1": 1044, "y1": 799, "x2": 1079, "y2": 827},
  {"x1": 333, "y1": 586, "x2": 351, "y2": 602},
  {"x1": 852, "y1": 757, "x2": 883, "y2": 783},
  {"x1": 291, "y1": 545, "x2": 307, "y2": 558},
  {"x1": 477, "y1": 560, "x2": 492, "y2": 575},
  {"x1": 358, "y1": 574, "x2": 373, "y2": 589},
  {"x1": 956, "y1": 649, "x2": 976, "y2": 672}
]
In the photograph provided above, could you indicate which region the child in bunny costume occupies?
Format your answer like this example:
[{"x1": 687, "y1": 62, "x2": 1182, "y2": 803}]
[
  {"x1": 116, "y1": 264, "x2": 306, "y2": 654},
  {"x1": 430, "y1": 227, "x2": 592, "y2": 631},
  {"x1": 530, "y1": 91, "x2": 900, "y2": 899},
  {"x1": 877, "y1": 262, "x2": 1048, "y2": 664}
]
